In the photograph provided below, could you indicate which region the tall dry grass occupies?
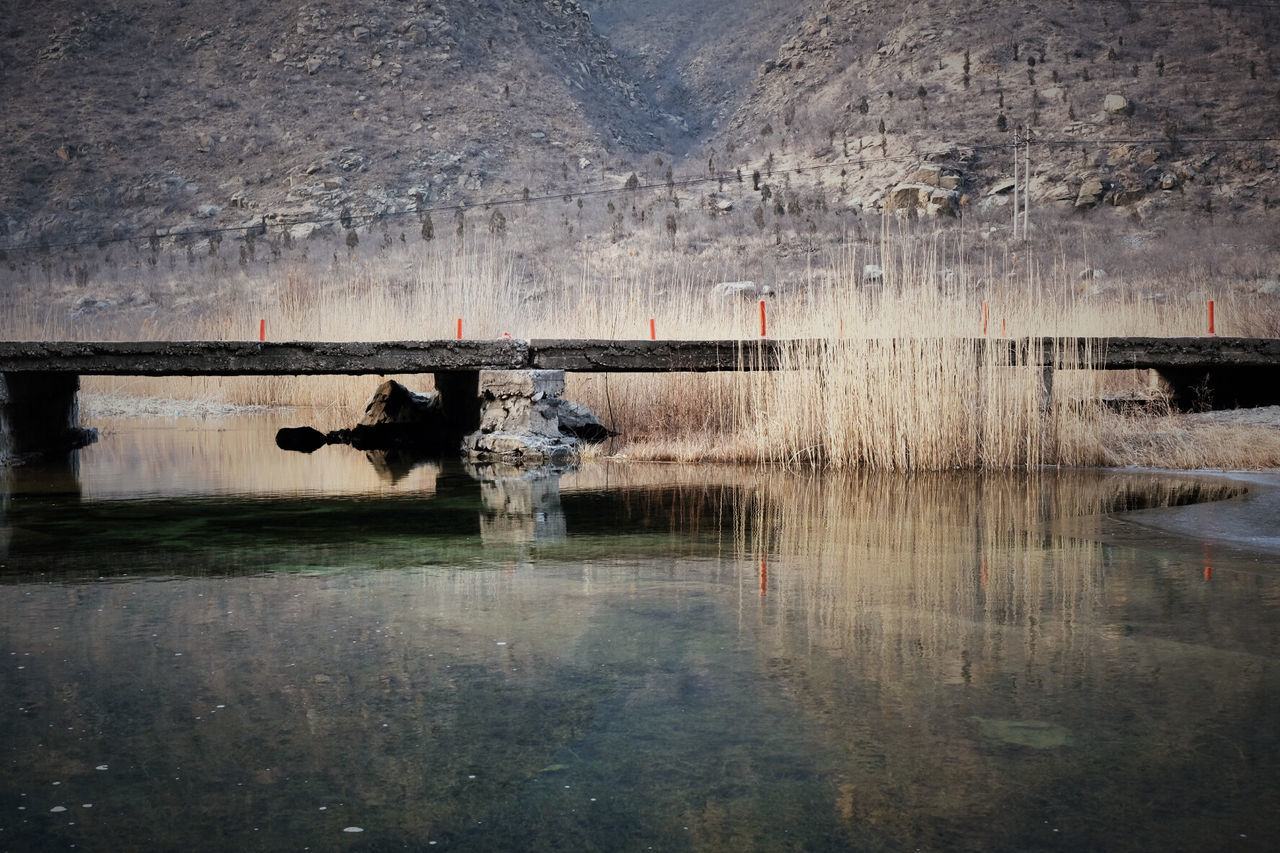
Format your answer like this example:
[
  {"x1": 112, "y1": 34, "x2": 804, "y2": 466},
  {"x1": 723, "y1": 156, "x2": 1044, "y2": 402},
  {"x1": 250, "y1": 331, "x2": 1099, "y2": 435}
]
[{"x1": 3, "y1": 216, "x2": 1278, "y2": 470}]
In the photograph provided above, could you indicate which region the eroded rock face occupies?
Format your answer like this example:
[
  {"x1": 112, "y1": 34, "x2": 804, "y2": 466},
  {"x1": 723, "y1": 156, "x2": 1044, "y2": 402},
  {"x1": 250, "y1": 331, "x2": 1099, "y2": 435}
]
[
  {"x1": 1103, "y1": 94, "x2": 1134, "y2": 116},
  {"x1": 1075, "y1": 178, "x2": 1106, "y2": 208},
  {"x1": 884, "y1": 183, "x2": 959, "y2": 217},
  {"x1": 360, "y1": 379, "x2": 441, "y2": 425},
  {"x1": 547, "y1": 398, "x2": 612, "y2": 443},
  {"x1": 465, "y1": 370, "x2": 578, "y2": 464},
  {"x1": 909, "y1": 163, "x2": 962, "y2": 189}
]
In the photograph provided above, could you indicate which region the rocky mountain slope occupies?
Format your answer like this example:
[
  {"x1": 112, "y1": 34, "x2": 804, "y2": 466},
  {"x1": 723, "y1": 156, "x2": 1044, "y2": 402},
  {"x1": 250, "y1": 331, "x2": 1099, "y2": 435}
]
[
  {"x1": 720, "y1": 0, "x2": 1280, "y2": 219},
  {"x1": 583, "y1": 0, "x2": 808, "y2": 143},
  {"x1": 2, "y1": 0, "x2": 1278, "y2": 252},
  {"x1": 1, "y1": 0, "x2": 666, "y2": 248}
]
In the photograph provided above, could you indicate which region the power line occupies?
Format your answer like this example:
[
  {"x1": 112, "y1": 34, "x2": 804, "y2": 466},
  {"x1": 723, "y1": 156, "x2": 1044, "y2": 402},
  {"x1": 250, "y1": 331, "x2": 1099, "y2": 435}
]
[
  {"x1": 1115, "y1": 1, "x2": 1280, "y2": 7},
  {"x1": 2, "y1": 135, "x2": 1277, "y2": 255}
]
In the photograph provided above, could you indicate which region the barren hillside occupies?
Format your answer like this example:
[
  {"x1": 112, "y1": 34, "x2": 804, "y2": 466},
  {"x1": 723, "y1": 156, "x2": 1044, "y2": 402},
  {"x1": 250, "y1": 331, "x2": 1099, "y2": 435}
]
[
  {"x1": 2, "y1": 0, "x2": 1279, "y2": 253},
  {"x1": 721, "y1": 0, "x2": 1280, "y2": 219},
  {"x1": 582, "y1": 0, "x2": 810, "y2": 144},
  {"x1": 0, "y1": 0, "x2": 666, "y2": 248}
]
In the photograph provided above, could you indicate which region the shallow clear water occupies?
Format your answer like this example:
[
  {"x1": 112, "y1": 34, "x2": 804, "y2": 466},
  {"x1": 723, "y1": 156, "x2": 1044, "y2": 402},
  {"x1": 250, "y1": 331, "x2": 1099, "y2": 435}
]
[{"x1": 2, "y1": 416, "x2": 1279, "y2": 851}]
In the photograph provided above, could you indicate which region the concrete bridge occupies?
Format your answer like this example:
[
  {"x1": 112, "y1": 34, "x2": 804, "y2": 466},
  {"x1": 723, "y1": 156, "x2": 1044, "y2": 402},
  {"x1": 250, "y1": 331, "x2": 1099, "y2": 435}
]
[{"x1": 2, "y1": 336, "x2": 1278, "y2": 459}]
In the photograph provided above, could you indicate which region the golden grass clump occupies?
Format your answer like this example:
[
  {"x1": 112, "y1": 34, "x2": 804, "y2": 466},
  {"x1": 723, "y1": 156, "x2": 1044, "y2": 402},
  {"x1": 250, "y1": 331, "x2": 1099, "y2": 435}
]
[{"x1": 2, "y1": 218, "x2": 1277, "y2": 471}]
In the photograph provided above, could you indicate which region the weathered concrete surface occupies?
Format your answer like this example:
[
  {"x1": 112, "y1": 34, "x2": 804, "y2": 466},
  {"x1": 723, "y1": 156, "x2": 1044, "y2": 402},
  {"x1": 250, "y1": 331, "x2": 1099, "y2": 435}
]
[
  {"x1": 465, "y1": 369, "x2": 579, "y2": 464},
  {"x1": 1051, "y1": 337, "x2": 1280, "y2": 369},
  {"x1": 0, "y1": 340, "x2": 527, "y2": 375},
  {"x1": 530, "y1": 337, "x2": 1280, "y2": 372},
  {"x1": 528, "y1": 339, "x2": 786, "y2": 371},
  {"x1": 1, "y1": 337, "x2": 1277, "y2": 374}
]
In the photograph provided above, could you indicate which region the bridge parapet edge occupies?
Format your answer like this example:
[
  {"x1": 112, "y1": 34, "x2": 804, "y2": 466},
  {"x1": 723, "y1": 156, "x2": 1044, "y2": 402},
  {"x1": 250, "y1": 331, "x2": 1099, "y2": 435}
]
[{"x1": 0, "y1": 340, "x2": 529, "y2": 375}]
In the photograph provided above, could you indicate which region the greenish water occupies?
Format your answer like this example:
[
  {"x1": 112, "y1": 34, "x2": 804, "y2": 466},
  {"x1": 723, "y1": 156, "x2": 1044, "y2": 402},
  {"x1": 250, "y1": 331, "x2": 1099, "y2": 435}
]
[{"x1": 2, "y1": 417, "x2": 1279, "y2": 851}]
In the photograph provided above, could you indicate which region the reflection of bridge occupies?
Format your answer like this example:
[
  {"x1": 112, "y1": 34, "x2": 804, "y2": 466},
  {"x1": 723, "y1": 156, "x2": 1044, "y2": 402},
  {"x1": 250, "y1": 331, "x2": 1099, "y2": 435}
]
[{"x1": 2, "y1": 337, "x2": 1278, "y2": 457}]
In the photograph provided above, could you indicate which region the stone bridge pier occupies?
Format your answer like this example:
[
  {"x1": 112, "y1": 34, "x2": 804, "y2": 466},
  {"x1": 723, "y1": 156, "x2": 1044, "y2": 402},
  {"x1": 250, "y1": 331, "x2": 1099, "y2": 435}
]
[{"x1": 1, "y1": 372, "x2": 97, "y2": 463}]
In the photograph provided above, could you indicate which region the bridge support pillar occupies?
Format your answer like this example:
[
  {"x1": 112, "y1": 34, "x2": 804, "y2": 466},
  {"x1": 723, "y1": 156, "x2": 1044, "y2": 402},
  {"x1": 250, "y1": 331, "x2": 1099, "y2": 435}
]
[
  {"x1": 463, "y1": 370, "x2": 579, "y2": 464},
  {"x1": 1, "y1": 372, "x2": 98, "y2": 463},
  {"x1": 1155, "y1": 366, "x2": 1280, "y2": 411},
  {"x1": 433, "y1": 370, "x2": 481, "y2": 440},
  {"x1": 1041, "y1": 364, "x2": 1055, "y2": 410}
]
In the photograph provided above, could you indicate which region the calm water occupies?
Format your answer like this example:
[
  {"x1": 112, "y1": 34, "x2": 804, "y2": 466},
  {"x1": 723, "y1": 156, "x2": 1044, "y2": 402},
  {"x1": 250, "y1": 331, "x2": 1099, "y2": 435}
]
[{"x1": 2, "y1": 415, "x2": 1279, "y2": 852}]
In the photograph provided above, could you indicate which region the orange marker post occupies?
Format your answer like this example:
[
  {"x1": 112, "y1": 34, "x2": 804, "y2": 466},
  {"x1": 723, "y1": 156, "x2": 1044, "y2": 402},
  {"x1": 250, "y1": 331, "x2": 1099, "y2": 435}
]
[
  {"x1": 456, "y1": 318, "x2": 463, "y2": 340},
  {"x1": 1001, "y1": 317, "x2": 1006, "y2": 336},
  {"x1": 1207, "y1": 300, "x2": 1217, "y2": 337},
  {"x1": 649, "y1": 318, "x2": 656, "y2": 340},
  {"x1": 759, "y1": 300, "x2": 767, "y2": 338},
  {"x1": 982, "y1": 302, "x2": 989, "y2": 336},
  {"x1": 259, "y1": 318, "x2": 265, "y2": 342}
]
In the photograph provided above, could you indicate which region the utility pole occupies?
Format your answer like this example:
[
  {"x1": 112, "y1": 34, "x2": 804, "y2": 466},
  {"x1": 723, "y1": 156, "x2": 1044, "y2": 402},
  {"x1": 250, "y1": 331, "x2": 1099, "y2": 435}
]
[
  {"x1": 1012, "y1": 127, "x2": 1020, "y2": 239},
  {"x1": 1023, "y1": 129, "x2": 1031, "y2": 238}
]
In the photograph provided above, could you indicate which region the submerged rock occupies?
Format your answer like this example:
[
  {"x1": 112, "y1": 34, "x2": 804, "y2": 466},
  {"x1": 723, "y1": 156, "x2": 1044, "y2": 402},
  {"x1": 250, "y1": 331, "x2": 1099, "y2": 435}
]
[{"x1": 969, "y1": 717, "x2": 1075, "y2": 749}]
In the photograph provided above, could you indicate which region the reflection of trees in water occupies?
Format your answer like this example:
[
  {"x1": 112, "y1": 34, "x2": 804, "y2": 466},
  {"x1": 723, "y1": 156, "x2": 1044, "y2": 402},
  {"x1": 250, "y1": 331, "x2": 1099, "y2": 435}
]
[{"x1": 719, "y1": 471, "x2": 1275, "y2": 850}]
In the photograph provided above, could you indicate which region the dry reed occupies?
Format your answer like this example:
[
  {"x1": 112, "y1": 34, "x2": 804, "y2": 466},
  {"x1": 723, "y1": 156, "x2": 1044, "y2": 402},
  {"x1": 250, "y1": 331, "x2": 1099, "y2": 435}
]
[{"x1": 3, "y1": 219, "x2": 1278, "y2": 470}]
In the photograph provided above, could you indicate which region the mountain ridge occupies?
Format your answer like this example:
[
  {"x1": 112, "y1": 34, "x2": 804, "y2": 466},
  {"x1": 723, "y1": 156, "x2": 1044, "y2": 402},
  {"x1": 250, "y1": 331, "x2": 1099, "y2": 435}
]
[{"x1": 2, "y1": 0, "x2": 1278, "y2": 251}]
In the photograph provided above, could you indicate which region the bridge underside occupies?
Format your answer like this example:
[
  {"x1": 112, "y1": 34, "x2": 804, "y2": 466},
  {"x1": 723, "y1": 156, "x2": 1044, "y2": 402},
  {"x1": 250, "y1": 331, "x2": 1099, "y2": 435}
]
[
  {"x1": 0, "y1": 373, "x2": 97, "y2": 461},
  {"x1": 1154, "y1": 366, "x2": 1280, "y2": 411}
]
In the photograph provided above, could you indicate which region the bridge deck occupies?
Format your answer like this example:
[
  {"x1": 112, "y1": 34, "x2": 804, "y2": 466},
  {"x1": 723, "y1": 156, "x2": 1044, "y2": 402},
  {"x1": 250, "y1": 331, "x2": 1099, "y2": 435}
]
[{"x1": 0, "y1": 337, "x2": 1277, "y2": 375}]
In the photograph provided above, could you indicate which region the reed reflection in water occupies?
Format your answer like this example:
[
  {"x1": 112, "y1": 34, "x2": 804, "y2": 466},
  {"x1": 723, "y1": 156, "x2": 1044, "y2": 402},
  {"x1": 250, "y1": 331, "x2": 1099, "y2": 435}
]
[
  {"x1": 719, "y1": 470, "x2": 1277, "y2": 849},
  {"x1": 2, "y1": 424, "x2": 1277, "y2": 851}
]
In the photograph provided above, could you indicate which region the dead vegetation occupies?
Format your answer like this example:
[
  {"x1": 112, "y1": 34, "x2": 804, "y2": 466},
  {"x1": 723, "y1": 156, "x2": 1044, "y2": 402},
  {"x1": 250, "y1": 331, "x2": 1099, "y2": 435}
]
[{"x1": 4, "y1": 214, "x2": 1278, "y2": 471}]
